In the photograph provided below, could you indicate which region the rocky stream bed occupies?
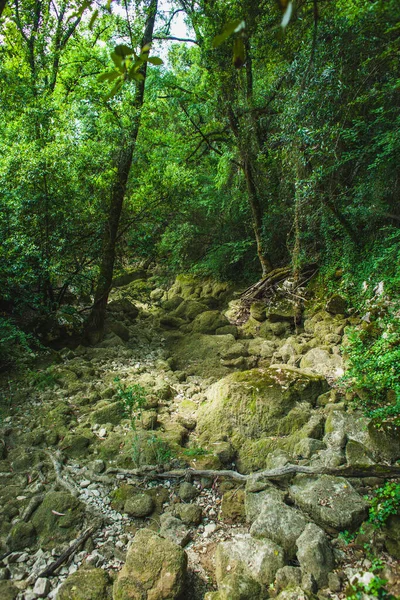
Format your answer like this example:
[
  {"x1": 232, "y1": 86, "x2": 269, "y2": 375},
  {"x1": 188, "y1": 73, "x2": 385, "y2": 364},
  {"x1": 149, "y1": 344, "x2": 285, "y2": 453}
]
[{"x1": 0, "y1": 273, "x2": 399, "y2": 600}]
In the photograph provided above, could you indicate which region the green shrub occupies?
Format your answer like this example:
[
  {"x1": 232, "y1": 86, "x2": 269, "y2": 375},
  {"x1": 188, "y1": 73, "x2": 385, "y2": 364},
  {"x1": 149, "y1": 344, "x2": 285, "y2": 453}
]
[
  {"x1": 341, "y1": 312, "x2": 400, "y2": 425},
  {"x1": 368, "y1": 482, "x2": 400, "y2": 529}
]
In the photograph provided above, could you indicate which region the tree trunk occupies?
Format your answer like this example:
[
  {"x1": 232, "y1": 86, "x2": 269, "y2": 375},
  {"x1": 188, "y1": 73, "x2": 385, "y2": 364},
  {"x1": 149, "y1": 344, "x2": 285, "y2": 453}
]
[{"x1": 86, "y1": 0, "x2": 158, "y2": 343}]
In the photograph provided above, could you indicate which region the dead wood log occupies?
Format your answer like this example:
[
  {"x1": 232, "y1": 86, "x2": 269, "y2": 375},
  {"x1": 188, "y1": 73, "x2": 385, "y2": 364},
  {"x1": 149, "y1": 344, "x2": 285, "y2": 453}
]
[{"x1": 36, "y1": 523, "x2": 100, "y2": 580}]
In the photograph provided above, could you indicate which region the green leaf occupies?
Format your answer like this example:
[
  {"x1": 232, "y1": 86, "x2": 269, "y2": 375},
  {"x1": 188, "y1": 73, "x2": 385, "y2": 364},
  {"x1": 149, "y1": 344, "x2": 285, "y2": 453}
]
[
  {"x1": 147, "y1": 56, "x2": 163, "y2": 66},
  {"x1": 212, "y1": 19, "x2": 244, "y2": 48},
  {"x1": 88, "y1": 9, "x2": 99, "y2": 30},
  {"x1": 114, "y1": 44, "x2": 134, "y2": 58},
  {"x1": 132, "y1": 72, "x2": 145, "y2": 82},
  {"x1": 281, "y1": 2, "x2": 293, "y2": 29},
  {"x1": 106, "y1": 80, "x2": 123, "y2": 100},
  {"x1": 111, "y1": 52, "x2": 123, "y2": 69},
  {"x1": 233, "y1": 37, "x2": 245, "y2": 69},
  {"x1": 97, "y1": 70, "x2": 119, "y2": 83},
  {"x1": 141, "y1": 43, "x2": 152, "y2": 55}
]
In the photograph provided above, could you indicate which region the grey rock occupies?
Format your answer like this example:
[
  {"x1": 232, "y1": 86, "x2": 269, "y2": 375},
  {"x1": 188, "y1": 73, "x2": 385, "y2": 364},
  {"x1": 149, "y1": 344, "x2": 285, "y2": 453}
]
[
  {"x1": 33, "y1": 577, "x2": 50, "y2": 598},
  {"x1": 124, "y1": 493, "x2": 154, "y2": 518},
  {"x1": 159, "y1": 515, "x2": 191, "y2": 547},
  {"x1": 250, "y1": 498, "x2": 309, "y2": 559},
  {"x1": 296, "y1": 523, "x2": 334, "y2": 588},
  {"x1": 274, "y1": 566, "x2": 302, "y2": 592},
  {"x1": 289, "y1": 474, "x2": 368, "y2": 531}
]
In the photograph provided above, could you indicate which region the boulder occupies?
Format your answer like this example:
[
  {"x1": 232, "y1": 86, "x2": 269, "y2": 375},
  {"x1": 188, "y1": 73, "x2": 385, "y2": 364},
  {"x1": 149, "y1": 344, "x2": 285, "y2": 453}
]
[
  {"x1": 197, "y1": 366, "x2": 327, "y2": 471},
  {"x1": 90, "y1": 401, "x2": 125, "y2": 425},
  {"x1": 165, "y1": 333, "x2": 235, "y2": 379},
  {"x1": 161, "y1": 295, "x2": 184, "y2": 311},
  {"x1": 296, "y1": 523, "x2": 334, "y2": 588},
  {"x1": 124, "y1": 493, "x2": 154, "y2": 518},
  {"x1": 289, "y1": 475, "x2": 368, "y2": 531},
  {"x1": 108, "y1": 299, "x2": 139, "y2": 319},
  {"x1": 7, "y1": 521, "x2": 36, "y2": 551},
  {"x1": 173, "y1": 299, "x2": 209, "y2": 321},
  {"x1": 216, "y1": 534, "x2": 284, "y2": 588},
  {"x1": 245, "y1": 483, "x2": 286, "y2": 524},
  {"x1": 326, "y1": 295, "x2": 347, "y2": 315},
  {"x1": 220, "y1": 489, "x2": 246, "y2": 522},
  {"x1": 191, "y1": 310, "x2": 230, "y2": 334},
  {"x1": 216, "y1": 573, "x2": 264, "y2": 600},
  {"x1": 265, "y1": 299, "x2": 296, "y2": 322},
  {"x1": 174, "y1": 504, "x2": 202, "y2": 526},
  {"x1": 300, "y1": 348, "x2": 343, "y2": 378},
  {"x1": 159, "y1": 515, "x2": 191, "y2": 547},
  {"x1": 178, "y1": 482, "x2": 199, "y2": 501},
  {"x1": 32, "y1": 491, "x2": 84, "y2": 548},
  {"x1": 250, "y1": 498, "x2": 309, "y2": 559},
  {"x1": 384, "y1": 514, "x2": 400, "y2": 558},
  {"x1": 56, "y1": 567, "x2": 112, "y2": 600},
  {"x1": 113, "y1": 529, "x2": 187, "y2": 600},
  {"x1": 249, "y1": 301, "x2": 266, "y2": 322},
  {"x1": 274, "y1": 566, "x2": 302, "y2": 593},
  {"x1": 0, "y1": 581, "x2": 19, "y2": 600}
]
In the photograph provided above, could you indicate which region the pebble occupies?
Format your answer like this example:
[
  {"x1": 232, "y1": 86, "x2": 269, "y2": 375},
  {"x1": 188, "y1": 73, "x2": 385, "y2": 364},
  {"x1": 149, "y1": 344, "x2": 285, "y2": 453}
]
[
  {"x1": 80, "y1": 479, "x2": 91, "y2": 488},
  {"x1": 203, "y1": 523, "x2": 217, "y2": 537}
]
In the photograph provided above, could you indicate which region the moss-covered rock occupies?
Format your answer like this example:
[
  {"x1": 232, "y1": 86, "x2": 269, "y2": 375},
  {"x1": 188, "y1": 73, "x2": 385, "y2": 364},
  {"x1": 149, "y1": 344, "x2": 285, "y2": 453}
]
[
  {"x1": 220, "y1": 489, "x2": 246, "y2": 523},
  {"x1": 61, "y1": 432, "x2": 93, "y2": 457},
  {"x1": 32, "y1": 491, "x2": 85, "y2": 548},
  {"x1": 108, "y1": 298, "x2": 139, "y2": 319},
  {"x1": 7, "y1": 521, "x2": 36, "y2": 551},
  {"x1": 0, "y1": 581, "x2": 19, "y2": 600},
  {"x1": 90, "y1": 401, "x2": 125, "y2": 425},
  {"x1": 165, "y1": 333, "x2": 235, "y2": 379},
  {"x1": 383, "y1": 515, "x2": 400, "y2": 558},
  {"x1": 57, "y1": 567, "x2": 112, "y2": 600},
  {"x1": 265, "y1": 299, "x2": 296, "y2": 322},
  {"x1": 300, "y1": 348, "x2": 343, "y2": 379},
  {"x1": 124, "y1": 493, "x2": 154, "y2": 518},
  {"x1": 191, "y1": 311, "x2": 230, "y2": 334},
  {"x1": 197, "y1": 366, "x2": 327, "y2": 471},
  {"x1": 173, "y1": 504, "x2": 202, "y2": 526},
  {"x1": 113, "y1": 529, "x2": 187, "y2": 600},
  {"x1": 250, "y1": 301, "x2": 266, "y2": 322},
  {"x1": 173, "y1": 299, "x2": 209, "y2": 321}
]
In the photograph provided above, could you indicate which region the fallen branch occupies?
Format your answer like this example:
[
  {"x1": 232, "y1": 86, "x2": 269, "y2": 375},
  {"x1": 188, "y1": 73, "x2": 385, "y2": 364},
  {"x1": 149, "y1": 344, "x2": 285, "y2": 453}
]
[
  {"x1": 22, "y1": 494, "x2": 45, "y2": 522},
  {"x1": 44, "y1": 450, "x2": 80, "y2": 497},
  {"x1": 106, "y1": 463, "x2": 400, "y2": 483},
  {"x1": 36, "y1": 523, "x2": 100, "y2": 580}
]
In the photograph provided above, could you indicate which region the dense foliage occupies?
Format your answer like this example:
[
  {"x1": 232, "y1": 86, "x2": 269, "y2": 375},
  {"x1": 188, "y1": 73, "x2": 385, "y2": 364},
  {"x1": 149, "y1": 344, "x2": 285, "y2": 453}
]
[{"x1": 0, "y1": 0, "x2": 399, "y2": 364}]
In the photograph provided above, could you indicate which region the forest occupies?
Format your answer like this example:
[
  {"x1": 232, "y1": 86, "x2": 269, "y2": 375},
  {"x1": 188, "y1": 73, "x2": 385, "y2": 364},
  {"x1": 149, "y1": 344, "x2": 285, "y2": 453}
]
[{"x1": 0, "y1": 0, "x2": 400, "y2": 599}]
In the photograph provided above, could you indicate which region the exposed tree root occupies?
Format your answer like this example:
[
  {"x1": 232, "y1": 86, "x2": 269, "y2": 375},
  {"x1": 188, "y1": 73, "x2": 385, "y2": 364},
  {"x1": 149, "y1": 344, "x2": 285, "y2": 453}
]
[{"x1": 106, "y1": 463, "x2": 400, "y2": 484}]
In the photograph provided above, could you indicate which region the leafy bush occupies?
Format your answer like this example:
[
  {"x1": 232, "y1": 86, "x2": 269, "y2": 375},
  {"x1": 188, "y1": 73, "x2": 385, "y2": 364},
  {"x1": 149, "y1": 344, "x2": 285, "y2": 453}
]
[
  {"x1": 368, "y1": 482, "x2": 400, "y2": 528},
  {"x1": 114, "y1": 377, "x2": 147, "y2": 430},
  {"x1": 342, "y1": 312, "x2": 400, "y2": 425},
  {"x1": 346, "y1": 574, "x2": 395, "y2": 599}
]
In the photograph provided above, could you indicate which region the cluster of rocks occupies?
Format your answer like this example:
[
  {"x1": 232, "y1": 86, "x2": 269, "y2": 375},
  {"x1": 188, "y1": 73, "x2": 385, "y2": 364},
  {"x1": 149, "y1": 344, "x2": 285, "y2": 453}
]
[{"x1": 1, "y1": 270, "x2": 399, "y2": 599}]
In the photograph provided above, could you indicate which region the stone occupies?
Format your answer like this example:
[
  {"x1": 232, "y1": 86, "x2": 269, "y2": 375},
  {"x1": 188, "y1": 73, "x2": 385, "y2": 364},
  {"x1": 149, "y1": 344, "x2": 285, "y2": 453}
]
[
  {"x1": 62, "y1": 433, "x2": 93, "y2": 457},
  {"x1": 0, "y1": 581, "x2": 19, "y2": 600},
  {"x1": 294, "y1": 438, "x2": 326, "y2": 459},
  {"x1": 7, "y1": 521, "x2": 36, "y2": 551},
  {"x1": 113, "y1": 529, "x2": 187, "y2": 600},
  {"x1": 165, "y1": 333, "x2": 236, "y2": 379},
  {"x1": 276, "y1": 587, "x2": 309, "y2": 600},
  {"x1": 197, "y1": 366, "x2": 327, "y2": 472},
  {"x1": 296, "y1": 523, "x2": 334, "y2": 588},
  {"x1": 178, "y1": 482, "x2": 199, "y2": 501},
  {"x1": 274, "y1": 566, "x2": 302, "y2": 593},
  {"x1": 108, "y1": 298, "x2": 139, "y2": 319},
  {"x1": 289, "y1": 475, "x2": 368, "y2": 531},
  {"x1": 326, "y1": 295, "x2": 347, "y2": 315},
  {"x1": 159, "y1": 316, "x2": 186, "y2": 329},
  {"x1": 173, "y1": 299, "x2": 209, "y2": 321},
  {"x1": 328, "y1": 572, "x2": 342, "y2": 592},
  {"x1": 90, "y1": 402, "x2": 125, "y2": 425},
  {"x1": 215, "y1": 534, "x2": 284, "y2": 587},
  {"x1": 220, "y1": 489, "x2": 246, "y2": 522},
  {"x1": 383, "y1": 514, "x2": 400, "y2": 558},
  {"x1": 249, "y1": 301, "x2": 266, "y2": 322},
  {"x1": 32, "y1": 491, "x2": 84, "y2": 548},
  {"x1": 250, "y1": 498, "x2": 309, "y2": 559},
  {"x1": 217, "y1": 573, "x2": 263, "y2": 600},
  {"x1": 107, "y1": 320, "x2": 130, "y2": 341},
  {"x1": 159, "y1": 515, "x2": 191, "y2": 547},
  {"x1": 300, "y1": 348, "x2": 343, "y2": 379},
  {"x1": 191, "y1": 310, "x2": 230, "y2": 334},
  {"x1": 33, "y1": 577, "x2": 50, "y2": 597},
  {"x1": 212, "y1": 441, "x2": 236, "y2": 465},
  {"x1": 174, "y1": 504, "x2": 202, "y2": 526},
  {"x1": 150, "y1": 288, "x2": 165, "y2": 302},
  {"x1": 56, "y1": 567, "x2": 112, "y2": 600},
  {"x1": 124, "y1": 493, "x2": 154, "y2": 518},
  {"x1": 265, "y1": 299, "x2": 296, "y2": 322},
  {"x1": 345, "y1": 440, "x2": 375, "y2": 467},
  {"x1": 245, "y1": 483, "x2": 286, "y2": 523}
]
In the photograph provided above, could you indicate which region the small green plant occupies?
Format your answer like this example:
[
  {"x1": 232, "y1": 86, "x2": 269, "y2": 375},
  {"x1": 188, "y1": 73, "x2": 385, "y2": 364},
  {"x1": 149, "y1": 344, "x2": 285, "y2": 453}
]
[
  {"x1": 114, "y1": 377, "x2": 147, "y2": 430},
  {"x1": 147, "y1": 433, "x2": 173, "y2": 465},
  {"x1": 338, "y1": 529, "x2": 357, "y2": 545},
  {"x1": 346, "y1": 574, "x2": 394, "y2": 599},
  {"x1": 0, "y1": 317, "x2": 36, "y2": 371},
  {"x1": 368, "y1": 481, "x2": 400, "y2": 528},
  {"x1": 183, "y1": 446, "x2": 209, "y2": 458},
  {"x1": 28, "y1": 368, "x2": 59, "y2": 390}
]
